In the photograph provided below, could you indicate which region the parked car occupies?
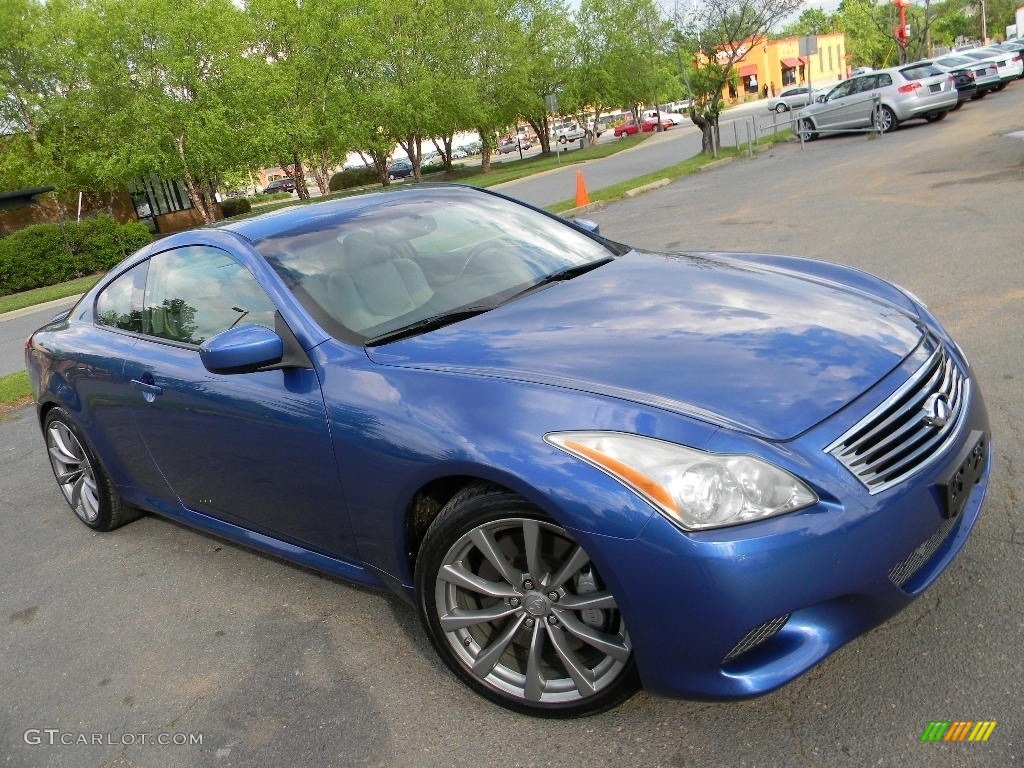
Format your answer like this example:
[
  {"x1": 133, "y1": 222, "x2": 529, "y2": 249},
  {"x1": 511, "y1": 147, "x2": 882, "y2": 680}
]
[
  {"x1": 552, "y1": 122, "x2": 587, "y2": 143},
  {"x1": 956, "y1": 47, "x2": 1024, "y2": 88},
  {"x1": 497, "y1": 136, "x2": 530, "y2": 154},
  {"x1": 386, "y1": 157, "x2": 413, "y2": 180},
  {"x1": 641, "y1": 109, "x2": 686, "y2": 125},
  {"x1": 933, "y1": 54, "x2": 1001, "y2": 98},
  {"x1": 613, "y1": 119, "x2": 640, "y2": 137},
  {"x1": 766, "y1": 85, "x2": 823, "y2": 113},
  {"x1": 797, "y1": 63, "x2": 958, "y2": 139},
  {"x1": 262, "y1": 178, "x2": 294, "y2": 194},
  {"x1": 641, "y1": 116, "x2": 673, "y2": 132},
  {"x1": 920, "y1": 57, "x2": 979, "y2": 106},
  {"x1": 993, "y1": 39, "x2": 1024, "y2": 75},
  {"x1": 27, "y1": 184, "x2": 991, "y2": 717}
]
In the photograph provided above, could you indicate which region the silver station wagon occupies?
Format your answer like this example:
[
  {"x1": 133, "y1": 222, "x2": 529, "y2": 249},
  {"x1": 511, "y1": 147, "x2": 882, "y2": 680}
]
[{"x1": 797, "y1": 63, "x2": 958, "y2": 138}]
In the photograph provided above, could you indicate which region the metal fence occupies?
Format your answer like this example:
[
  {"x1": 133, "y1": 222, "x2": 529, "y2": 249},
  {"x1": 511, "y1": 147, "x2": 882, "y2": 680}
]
[{"x1": 709, "y1": 94, "x2": 884, "y2": 156}]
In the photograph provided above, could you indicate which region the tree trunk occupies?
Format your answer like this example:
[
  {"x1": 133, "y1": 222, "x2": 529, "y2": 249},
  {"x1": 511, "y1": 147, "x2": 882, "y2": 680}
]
[
  {"x1": 175, "y1": 132, "x2": 214, "y2": 224},
  {"x1": 291, "y1": 151, "x2": 310, "y2": 200},
  {"x1": 526, "y1": 116, "x2": 552, "y2": 154},
  {"x1": 477, "y1": 127, "x2": 492, "y2": 173}
]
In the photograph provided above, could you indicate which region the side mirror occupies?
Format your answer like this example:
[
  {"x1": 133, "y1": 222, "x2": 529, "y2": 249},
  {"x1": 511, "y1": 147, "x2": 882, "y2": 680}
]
[
  {"x1": 573, "y1": 218, "x2": 601, "y2": 235},
  {"x1": 816, "y1": 94, "x2": 827, "y2": 103},
  {"x1": 200, "y1": 324, "x2": 283, "y2": 374}
]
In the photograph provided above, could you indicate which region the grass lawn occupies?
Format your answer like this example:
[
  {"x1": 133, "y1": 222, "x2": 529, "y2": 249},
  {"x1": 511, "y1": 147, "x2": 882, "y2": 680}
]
[
  {"x1": 0, "y1": 275, "x2": 97, "y2": 315},
  {"x1": 0, "y1": 370, "x2": 31, "y2": 413}
]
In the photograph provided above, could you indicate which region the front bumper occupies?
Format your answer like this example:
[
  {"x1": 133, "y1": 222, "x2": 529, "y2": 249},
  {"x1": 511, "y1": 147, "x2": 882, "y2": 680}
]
[{"x1": 581, "y1": 387, "x2": 991, "y2": 700}]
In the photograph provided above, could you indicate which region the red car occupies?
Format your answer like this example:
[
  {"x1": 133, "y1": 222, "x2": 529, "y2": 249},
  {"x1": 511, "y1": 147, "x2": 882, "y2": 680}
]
[
  {"x1": 613, "y1": 119, "x2": 640, "y2": 137},
  {"x1": 641, "y1": 117, "x2": 673, "y2": 132}
]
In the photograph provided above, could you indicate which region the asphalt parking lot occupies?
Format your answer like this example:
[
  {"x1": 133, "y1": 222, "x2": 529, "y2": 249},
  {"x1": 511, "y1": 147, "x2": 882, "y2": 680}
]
[{"x1": 2, "y1": 86, "x2": 1022, "y2": 768}]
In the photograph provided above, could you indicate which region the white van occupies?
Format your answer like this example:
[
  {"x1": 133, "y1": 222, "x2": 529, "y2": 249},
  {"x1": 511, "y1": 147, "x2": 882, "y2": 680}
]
[{"x1": 642, "y1": 108, "x2": 686, "y2": 126}]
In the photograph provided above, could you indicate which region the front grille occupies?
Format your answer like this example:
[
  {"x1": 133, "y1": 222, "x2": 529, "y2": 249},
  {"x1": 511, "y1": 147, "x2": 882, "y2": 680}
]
[
  {"x1": 722, "y1": 614, "x2": 790, "y2": 664},
  {"x1": 826, "y1": 342, "x2": 968, "y2": 494},
  {"x1": 888, "y1": 516, "x2": 958, "y2": 589}
]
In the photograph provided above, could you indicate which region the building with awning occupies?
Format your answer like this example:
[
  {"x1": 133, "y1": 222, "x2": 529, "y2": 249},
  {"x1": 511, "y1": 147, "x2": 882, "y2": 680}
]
[{"x1": 714, "y1": 33, "x2": 848, "y2": 102}]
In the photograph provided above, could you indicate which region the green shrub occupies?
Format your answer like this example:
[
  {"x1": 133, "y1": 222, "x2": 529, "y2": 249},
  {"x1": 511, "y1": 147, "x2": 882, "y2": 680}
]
[
  {"x1": 220, "y1": 197, "x2": 252, "y2": 218},
  {"x1": 0, "y1": 215, "x2": 152, "y2": 296},
  {"x1": 329, "y1": 166, "x2": 378, "y2": 191}
]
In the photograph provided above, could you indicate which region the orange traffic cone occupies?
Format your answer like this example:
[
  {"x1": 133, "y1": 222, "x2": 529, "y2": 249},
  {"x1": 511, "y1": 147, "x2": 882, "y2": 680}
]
[{"x1": 575, "y1": 170, "x2": 590, "y2": 207}]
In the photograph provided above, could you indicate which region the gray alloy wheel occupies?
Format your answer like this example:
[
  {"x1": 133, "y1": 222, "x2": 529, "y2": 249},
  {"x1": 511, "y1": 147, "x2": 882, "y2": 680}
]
[
  {"x1": 44, "y1": 408, "x2": 139, "y2": 531},
  {"x1": 797, "y1": 118, "x2": 817, "y2": 141},
  {"x1": 774, "y1": 102, "x2": 789, "y2": 113},
  {"x1": 415, "y1": 488, "x2": 638, "y2": 716},
  {"x1": 874, "y1": 104, "x2": 898, "y2": 133}
]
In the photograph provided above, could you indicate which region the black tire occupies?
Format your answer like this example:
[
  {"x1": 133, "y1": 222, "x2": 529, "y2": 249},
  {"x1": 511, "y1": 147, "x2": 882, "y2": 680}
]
[
  {"x1": 925, "y1": 111, "x2": 948, "y2": 123},
  {"x1": 414, "y1": 485, "x2": 639, "y2": 717},
  {"x1": 774, "y1": 103, "x2": 789, "y2": 113},
  {"x1": 797, "y1": 118, "x2": 817, "y2": 141},
  {"x1": 874, "y1": 104, "x2": 898, "y2": 134},
  {"x1": 43, "y1": 408, "x2": 140, "y2": 531}
]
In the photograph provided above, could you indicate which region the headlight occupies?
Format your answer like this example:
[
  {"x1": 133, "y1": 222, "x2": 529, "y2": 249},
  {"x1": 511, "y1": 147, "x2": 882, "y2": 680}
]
[{"x1": 546, "y1": 432, "x2": 817, "y2": 531}]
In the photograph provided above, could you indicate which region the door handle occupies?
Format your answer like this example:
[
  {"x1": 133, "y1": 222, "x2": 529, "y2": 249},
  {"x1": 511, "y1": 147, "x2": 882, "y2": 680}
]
[{"x1": 130, "y1": 378, "x2": 163, "y2": 402}]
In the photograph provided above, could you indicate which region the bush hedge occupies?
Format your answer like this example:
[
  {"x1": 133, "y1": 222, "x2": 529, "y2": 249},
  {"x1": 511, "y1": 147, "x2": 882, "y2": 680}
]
[
  {"x1": 220, "y1": 197, "x2": 252, "y2": 218},
  {"x1": 0, "y1": 215, "x2": 153, "y2": 296},
  {"x1": 329, "y1": 166, "x2": 379, "y2": 191}
]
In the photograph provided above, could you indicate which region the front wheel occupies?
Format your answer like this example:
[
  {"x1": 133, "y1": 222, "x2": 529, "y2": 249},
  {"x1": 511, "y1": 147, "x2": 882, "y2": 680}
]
[
  {"x1": 415, "y1": 486, "x2": 639, "y2": 717},
  {"x1": 925, "y1": 111, "x2": 948, "y2": 123},
  {"x1": 44, "y1": 408, "x2": 140, "y2": 531},
  {"x1": 873, "y1": 104, "x2": 898, "y2": 134}
]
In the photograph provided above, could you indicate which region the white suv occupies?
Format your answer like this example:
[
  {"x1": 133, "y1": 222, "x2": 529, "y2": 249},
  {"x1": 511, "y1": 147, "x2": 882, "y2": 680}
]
[{"x1": 552, "y1": 122, "x2": 587, "y2": 143}]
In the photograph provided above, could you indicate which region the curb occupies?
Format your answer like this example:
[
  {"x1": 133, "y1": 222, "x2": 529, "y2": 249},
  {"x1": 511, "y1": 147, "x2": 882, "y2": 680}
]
[{"x1": 1, "y1": 294, "x2": 84, "y2": 322}]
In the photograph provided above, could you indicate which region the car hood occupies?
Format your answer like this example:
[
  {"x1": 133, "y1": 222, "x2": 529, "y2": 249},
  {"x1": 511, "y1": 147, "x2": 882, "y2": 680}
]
[{"x1": 365, "y1": 251, "x2": 923, "y2": 440}]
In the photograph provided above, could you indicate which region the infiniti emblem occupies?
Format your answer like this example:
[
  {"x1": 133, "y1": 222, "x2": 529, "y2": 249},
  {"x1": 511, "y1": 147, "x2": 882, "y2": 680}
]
[{"x1": 922, "y1": 393, "x2": 952, "y2": 429}]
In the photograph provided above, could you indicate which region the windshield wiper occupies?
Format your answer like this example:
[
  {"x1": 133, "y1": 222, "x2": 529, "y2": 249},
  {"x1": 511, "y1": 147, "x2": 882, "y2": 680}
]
[
  {"x1": 512, "y1": 256, "x2": 614, "y2": 299},
  {"x1": 365, "y1": 306, "x2": 492, "y2": 346}
]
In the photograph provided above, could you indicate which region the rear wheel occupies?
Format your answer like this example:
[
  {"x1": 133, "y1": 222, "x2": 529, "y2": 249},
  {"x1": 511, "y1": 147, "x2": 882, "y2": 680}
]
[
  {"x1": 44, "y1": 408, "x2": 140, "y2": 531},
  {"x1": 415, "y1": 486, "x2": 639, "y2": 717},
  {"x1": 797, "y1": 118, "x2": 817, "y2": 141},
  {"x1": 873, "y1": 104, "x2": 898, "y2": 134},
  {"x1": 774, "y1": 103, "x2": 789, "y2": 114}
]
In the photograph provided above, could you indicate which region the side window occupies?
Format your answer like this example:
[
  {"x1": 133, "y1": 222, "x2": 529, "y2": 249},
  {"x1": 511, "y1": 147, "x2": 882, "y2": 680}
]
[
  {"x1": 95, "y1": 262, "x2": 148, "y2": 332},
  {"x1": 829, "y1": 80, "x2": 855, "y2": 99},
  {"x1": 143, "y1": 246, "x2": 277, "y2": 345},
  {"x1": 877, "y1": 73, "x2": 893, "y2": 87}
]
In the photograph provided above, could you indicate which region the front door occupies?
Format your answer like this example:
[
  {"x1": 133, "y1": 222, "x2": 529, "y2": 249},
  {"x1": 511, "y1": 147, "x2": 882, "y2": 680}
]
[{"x1": 119, "y1": 244, "x2": 355, "y2": 558}]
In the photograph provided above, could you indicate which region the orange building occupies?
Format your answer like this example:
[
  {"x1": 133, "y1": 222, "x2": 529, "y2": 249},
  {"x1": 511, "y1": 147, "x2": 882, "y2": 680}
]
[{"x1": 722, "y1": 33, "x2": 849, "y2": 101}]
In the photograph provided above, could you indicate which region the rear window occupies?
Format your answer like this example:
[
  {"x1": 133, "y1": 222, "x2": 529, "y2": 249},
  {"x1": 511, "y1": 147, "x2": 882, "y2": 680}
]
[{"x1": 900, "y1": 63, "x2": 943, "y2": 80}]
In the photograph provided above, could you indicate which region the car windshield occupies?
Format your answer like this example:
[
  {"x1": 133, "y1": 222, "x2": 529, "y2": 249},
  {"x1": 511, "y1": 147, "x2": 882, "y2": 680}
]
[
  {"x1": 254, "y1": 188, "x2": 616, "y2": 344},
  {"x1": 937, "y1": 56, "x2": 974, "y2": 67}
]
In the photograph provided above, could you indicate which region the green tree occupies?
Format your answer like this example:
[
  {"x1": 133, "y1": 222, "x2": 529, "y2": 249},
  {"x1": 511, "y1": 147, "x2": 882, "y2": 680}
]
[
  {"x1": 674, "y1": 0, "x2": 804, "y2": 154},
  {"x1": 72, "y1": 0, "x2": 253, "y2": 222},
  {"x1": 569, "y1": 0, "x2": 675, "y2": 142}
]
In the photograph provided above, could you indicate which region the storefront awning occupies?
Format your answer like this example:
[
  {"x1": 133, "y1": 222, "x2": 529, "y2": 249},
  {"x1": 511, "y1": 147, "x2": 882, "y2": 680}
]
[
  {"x1": 781, "y1": 57, "x2": 804, "y2": 68},
  {"x1": 739, "y1": 64, "x2": 758, "y2": 77}
]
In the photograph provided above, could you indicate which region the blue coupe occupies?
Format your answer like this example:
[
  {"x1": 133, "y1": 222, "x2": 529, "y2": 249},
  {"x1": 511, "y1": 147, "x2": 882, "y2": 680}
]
[{"x1": 26, "y1": 184, "x2": 991, "y2": 716}]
